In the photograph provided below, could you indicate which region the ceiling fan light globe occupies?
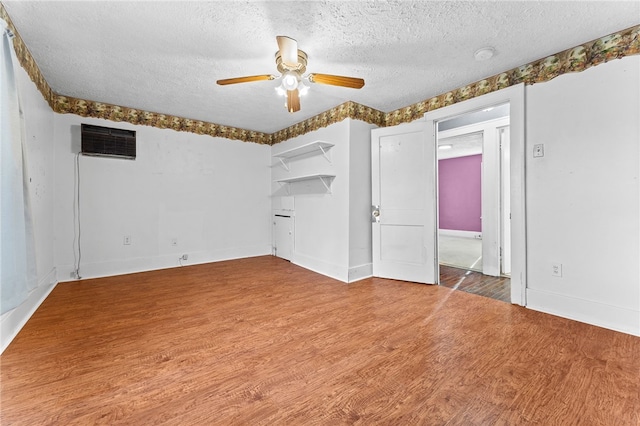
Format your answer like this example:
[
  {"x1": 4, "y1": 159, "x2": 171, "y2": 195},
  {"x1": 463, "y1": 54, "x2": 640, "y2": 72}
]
[
  {"x1": 275, "y1": 86, "x2": 286, "y2": 97},
  {"x1": 282, "y1": 72, "x2": 299, "y2": 91}
]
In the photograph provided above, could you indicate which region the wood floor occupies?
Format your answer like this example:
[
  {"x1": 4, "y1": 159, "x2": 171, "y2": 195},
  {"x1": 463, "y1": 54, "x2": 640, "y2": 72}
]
[
  {"x1": 2, "y1": 256, "x2": 639, "y2": 425},
  {"x1": 439, "y1": 265, "x2": 511, "y2": 303}
]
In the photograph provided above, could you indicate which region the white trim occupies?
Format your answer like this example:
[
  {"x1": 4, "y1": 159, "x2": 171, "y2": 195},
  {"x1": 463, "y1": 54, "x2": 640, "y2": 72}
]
[
  {"x1": 527, "y1": 288, "x2": 640, "y2": 337},
  {"x1": 292, "y1": 252, "x2": 348, "y2": 283},
  {"x1": 348, "y1": 263, "x2": 373, "y2": 283},
  {"x1": 426, "y1": 84, "x2": 526, "y2": 305},
  {"x1": 1, "y1": 267, "x2": 57, "y2": 354},
  {"x1": 438, "y1": 117, "x2": 509, "y2": 140}
]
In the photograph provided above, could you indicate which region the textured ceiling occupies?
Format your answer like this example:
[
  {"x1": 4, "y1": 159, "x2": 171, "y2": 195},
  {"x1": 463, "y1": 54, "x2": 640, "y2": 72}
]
[{"x1": 3, "y1": 1, "x2": 639, "y2": 134}]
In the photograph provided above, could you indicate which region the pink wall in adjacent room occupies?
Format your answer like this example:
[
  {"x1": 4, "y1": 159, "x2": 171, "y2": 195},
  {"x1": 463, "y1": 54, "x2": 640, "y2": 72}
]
[{"x1": 438, "y1": 154, "x2": 482, "y2": 232}]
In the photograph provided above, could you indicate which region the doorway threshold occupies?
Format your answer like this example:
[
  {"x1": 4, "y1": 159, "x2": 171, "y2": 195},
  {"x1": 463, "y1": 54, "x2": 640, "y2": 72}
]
[{"x1": 439, "y1": 265, "x2": 511, "y2": 303}]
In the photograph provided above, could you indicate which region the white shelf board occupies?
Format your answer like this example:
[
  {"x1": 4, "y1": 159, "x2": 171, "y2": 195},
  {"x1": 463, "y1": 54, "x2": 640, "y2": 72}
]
[
  {"x1": 272, "y1": 140, "x2": 334, "y2": 160},
  {"x1": 276, "y1": 173, "x2": 336, "y2": 184},
  {"x1": 275, "y1": 173, "x2": 336, "y2": 194}
]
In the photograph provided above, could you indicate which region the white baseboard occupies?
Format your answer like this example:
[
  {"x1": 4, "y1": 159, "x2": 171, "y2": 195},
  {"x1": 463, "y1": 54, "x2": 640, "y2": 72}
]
[
  {"x1": 1, "y1": 267, "x2": 57, "y2": 354},
  {"x1": 292, "y1": 252, "x2": 348, "y2": 283},
  {"x1": 526, "y1": 288, "x2": 640, "y2": 336},
  {"x1": 277, "y1": 253, "x2": 370, "y2": 284},
  {"x1": 58, "y1": 245, "x2": 272, "y2": 282},
  {"x1": 439, "y1": 229, "x2": 482, "y2": 239},
  {"x1": 348, "y1": 263, "x2": 373, "y2": 283}
]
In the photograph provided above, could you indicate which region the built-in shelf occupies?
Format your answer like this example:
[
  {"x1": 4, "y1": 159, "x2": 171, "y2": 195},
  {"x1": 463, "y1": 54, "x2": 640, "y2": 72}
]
[
  {"x1": 273, "y1": 140, "x2": 334, "y2": 170},
  {"x1": 276, "y1": 173, "x2": 336, "y2": 194}
]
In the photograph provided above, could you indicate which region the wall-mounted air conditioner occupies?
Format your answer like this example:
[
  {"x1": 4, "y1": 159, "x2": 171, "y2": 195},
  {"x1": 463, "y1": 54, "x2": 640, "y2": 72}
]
[{"x1": 81, "y1": 124, "x2": 136, "y2": 159}]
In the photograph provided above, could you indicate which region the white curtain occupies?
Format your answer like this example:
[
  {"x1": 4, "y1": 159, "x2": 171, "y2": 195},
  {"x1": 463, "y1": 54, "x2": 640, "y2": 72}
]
[{"x1": 1, "y1": 19, "x2": 37, "y2": 314}]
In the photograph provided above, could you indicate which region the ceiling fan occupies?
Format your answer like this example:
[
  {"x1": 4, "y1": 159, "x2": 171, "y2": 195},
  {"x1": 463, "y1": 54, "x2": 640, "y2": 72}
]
[{"x1": 217, "y1": 36, "x2": 365, "y2": 113}]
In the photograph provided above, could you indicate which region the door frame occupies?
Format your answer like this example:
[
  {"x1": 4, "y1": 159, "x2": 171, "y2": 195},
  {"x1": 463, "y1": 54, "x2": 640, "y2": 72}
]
[
  {"x1": 499, "y1": 125, "x2": 512, "y2": 276},
  {"x1": 426, "y1": 84, "x2": 526, "y2": 305}
]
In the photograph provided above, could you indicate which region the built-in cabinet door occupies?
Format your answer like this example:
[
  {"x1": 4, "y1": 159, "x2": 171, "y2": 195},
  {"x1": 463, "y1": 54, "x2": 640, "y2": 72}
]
[
  {"x1": 371, "y1": 122, "x2": 437, "y2": 284},
  {"x1": 274, "y1": 215, "x2": 293, "y2": 261}
]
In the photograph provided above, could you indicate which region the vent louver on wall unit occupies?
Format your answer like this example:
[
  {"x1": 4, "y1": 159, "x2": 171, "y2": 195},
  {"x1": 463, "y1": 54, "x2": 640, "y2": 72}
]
[{"x1": 81, "y1": 124, "x2": 136, "y2": 159}]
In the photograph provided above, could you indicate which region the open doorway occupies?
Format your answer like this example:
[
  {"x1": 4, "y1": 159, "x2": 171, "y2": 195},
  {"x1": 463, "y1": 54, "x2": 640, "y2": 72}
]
[
  {"x1": 371, "y1": 84, "x2": 525, "y2": 305},
  {"x1": 436, "y1": 104, "x2": 511, "y2": 302}
]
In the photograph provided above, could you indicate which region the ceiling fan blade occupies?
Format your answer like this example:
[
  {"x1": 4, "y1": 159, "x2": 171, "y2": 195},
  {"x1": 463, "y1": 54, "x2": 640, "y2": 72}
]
[
  {"x1": 308, "y1": 73, "x2": 365, "y2": 89},
  {"x1": 277, "y1": 36, "x2": 299, "y2": 68},
  {"x1": 216, "y1": 74, "x2": 275, "y2": 85},
  {"x1": 286, "y1": 90, "x2": 300, "y2": 113}
]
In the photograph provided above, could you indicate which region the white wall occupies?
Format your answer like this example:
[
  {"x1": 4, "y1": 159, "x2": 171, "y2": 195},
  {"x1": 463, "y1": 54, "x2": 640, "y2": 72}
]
[
  {"x1": 1, "y1": 56, "x2": 57, "y2": 353},
  {"x1": 525, "y1": 55, "x2": 640, "y2": 335},
  {"x1": 270, "y1": 119, "x2": 375, "y2": 282},
  {"x1": 271, "y1": 120, "x2": 351, "y2": 281},
  {"x1": 54, "y1": 115, "x2": 272, "y2": 281}
]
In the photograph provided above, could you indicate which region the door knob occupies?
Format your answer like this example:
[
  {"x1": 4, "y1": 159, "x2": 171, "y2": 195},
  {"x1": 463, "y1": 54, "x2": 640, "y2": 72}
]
[{"x1": 371, "y1": 205, "x2": 380, "y2": 223}]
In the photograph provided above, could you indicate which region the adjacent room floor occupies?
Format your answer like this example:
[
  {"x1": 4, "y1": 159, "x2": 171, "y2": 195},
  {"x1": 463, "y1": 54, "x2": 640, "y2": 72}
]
[
  {"x1": 1, "y1": 256, "x2": 638, "y2": 424},
  {"x1": 438, "y1": 233, "x2": 511, "y2": 303},
  {"x1": 438, "y1": 233, "x2": 482, "y2": 271},
  {"x1": 439, "y1": 265, "x2": 511, "y2": 303}
]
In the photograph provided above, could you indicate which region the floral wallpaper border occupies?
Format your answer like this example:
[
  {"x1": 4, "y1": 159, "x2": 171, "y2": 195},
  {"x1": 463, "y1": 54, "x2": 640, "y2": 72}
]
[
  {"x1": 385, "y1": 24, "x2": 640, "y2": 127},
  {"x1": 1, "y1": 4, "x2": 54, "y2": 109},
  {"x1": 2, "y1": 4, "x2": 638, "y2": 145},
  {"x1": 51, "y1": 94, "x2": 276, "y2": 145},
  {"x1": 271, "y1": 101, "x2": 386, "y2": 144}
]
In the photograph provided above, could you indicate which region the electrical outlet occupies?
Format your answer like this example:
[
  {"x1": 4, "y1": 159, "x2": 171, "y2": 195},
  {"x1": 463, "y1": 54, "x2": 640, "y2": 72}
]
[
  {"x1": 181, "y1": 254, "x2": 188, "y2": 261},
  {"x1": 171, "y1": 238, "x2": 178, "y2": 247},
  {"x1": 123, "y1": 235, "x2": 131, "y2": 245},
  {"x1": 551, "y1": 262, "x2": 563, "y2": 277},
  {"x1": 533, "y1": 144, "x2": 544, "y2": 158}
]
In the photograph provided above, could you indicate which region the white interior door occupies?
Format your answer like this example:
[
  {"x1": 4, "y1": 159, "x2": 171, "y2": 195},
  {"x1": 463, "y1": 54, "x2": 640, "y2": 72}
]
[{"x1": 371, "y1": 122, "x2": 436, "y2": 284}]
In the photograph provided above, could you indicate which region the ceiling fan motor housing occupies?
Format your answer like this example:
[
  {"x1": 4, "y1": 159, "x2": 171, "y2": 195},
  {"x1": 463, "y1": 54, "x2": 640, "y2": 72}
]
[{"x1": 276, "y1": 50, "x2": 308, "y2": 74}]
